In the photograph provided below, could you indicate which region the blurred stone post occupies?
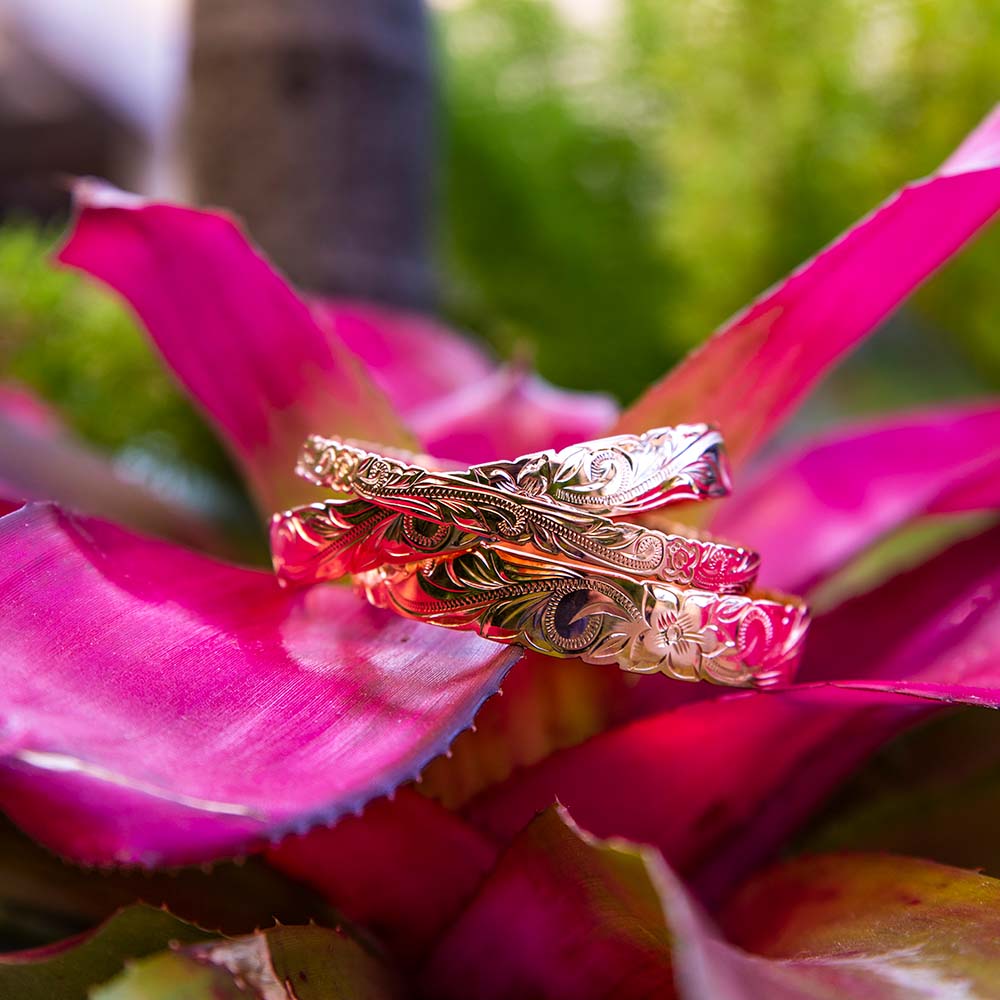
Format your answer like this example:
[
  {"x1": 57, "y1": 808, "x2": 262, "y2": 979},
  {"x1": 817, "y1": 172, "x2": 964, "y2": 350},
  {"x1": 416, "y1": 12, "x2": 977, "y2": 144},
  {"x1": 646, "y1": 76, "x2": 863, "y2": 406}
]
[{"x1": 187, "y1": 0, "x2": 436, "y2": 310}]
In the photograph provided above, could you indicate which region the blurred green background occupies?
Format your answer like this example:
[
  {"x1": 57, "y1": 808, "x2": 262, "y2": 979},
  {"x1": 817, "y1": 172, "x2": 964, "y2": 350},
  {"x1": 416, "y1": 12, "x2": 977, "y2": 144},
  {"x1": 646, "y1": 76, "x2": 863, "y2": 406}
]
[
  {"x1": 440, "y1": 0, "x2": 1000, "y2": 404},
  {"x1": 1, "y1": 0, "x2": 998, "y2": 489}
]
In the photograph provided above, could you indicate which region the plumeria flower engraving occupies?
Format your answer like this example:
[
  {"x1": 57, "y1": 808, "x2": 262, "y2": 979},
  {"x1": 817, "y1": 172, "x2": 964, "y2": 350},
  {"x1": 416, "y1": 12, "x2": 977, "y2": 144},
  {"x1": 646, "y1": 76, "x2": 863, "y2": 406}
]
[{"x1": 615, "y1": 590, "x2": 723, "y2": 679}]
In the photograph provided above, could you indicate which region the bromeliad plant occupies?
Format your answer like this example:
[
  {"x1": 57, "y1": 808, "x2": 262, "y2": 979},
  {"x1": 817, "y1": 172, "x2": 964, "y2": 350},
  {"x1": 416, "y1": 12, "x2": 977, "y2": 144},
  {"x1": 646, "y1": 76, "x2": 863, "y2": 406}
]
[{"x1": 1, "y1": 108, "x2": 1000, "y2": 998}]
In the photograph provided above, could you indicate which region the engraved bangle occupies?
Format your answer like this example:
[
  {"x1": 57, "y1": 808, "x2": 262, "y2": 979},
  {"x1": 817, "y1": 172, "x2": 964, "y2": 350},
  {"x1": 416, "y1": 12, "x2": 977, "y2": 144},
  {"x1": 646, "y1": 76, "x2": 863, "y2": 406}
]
[
  {"x1": 270, "y1": 498, "x2": 760, "y2": 594},
  {"x1": 354, "y1": 547, "x2": 809, "y2": 689},
  {"x1": 280, "y1": 426, "x2": 753, "y2": 592},
  {"x1": 297, "y1": 424, "x2": 731, "y2": 516}
]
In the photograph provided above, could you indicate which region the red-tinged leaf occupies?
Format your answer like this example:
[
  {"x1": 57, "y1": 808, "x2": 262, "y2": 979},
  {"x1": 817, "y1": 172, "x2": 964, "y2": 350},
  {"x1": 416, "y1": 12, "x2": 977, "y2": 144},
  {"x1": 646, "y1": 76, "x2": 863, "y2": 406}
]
[
  {"x1": 56, "y1": 183, "x2": 414, "y2": 514},
  {"x1": 614, "y1": 105, "x2": 1000, "y2": 467},
  {"x1": 0, "y1": 382, "x2": 221, "y2": 554},
  {"x1": 312, "y1": 299, "x2": 496, "y2": 415},
  {"x1": 712, "y1": 403, "x2": 1000, "y2": 593},
  {"x1": 409, "y1": 365, "x2": 618, "y2": 465},
  {"x1": 93, "y1": 925, "x2": 405, "y2": 1000},
  {"x1": 466, "y1": 523, "x2": 1000, "y2": 903},
  {"x1": 315, "y1": 300, "x2": 618, "y2": 463},
  {"x1": 422, "y1": 808, "x2": 677, "y2": 1000},
  {"x1": 720, "y1": 853, "x2": 1000, "y2": 998},
  {"x1": 266, "y1": 790, "x2": 500, "y2": 964},
  {"x1": 0, "y1": 904, "x2": 211, "y2": 1000},
  {"x1": 465, "y1": 686, "x2": 925, "y2": 902},
  {"x1": 427, "y1": 808, "x2": 1000, "y2": 1000},
  {"x1": 419, "y1": 651, "x2": 632, "y2": 808},
  {"x1": 0, "y1": 503, "x2": 517, "y2": 866}
]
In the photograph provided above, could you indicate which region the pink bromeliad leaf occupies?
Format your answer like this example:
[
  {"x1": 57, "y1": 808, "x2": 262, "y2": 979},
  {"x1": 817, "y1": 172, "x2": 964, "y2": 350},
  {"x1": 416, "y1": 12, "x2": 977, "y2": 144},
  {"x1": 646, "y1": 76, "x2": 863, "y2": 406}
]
[
  {"x1": 464, "y1": 521, "x2": 1000, "y2": 902},
  {"x1": 0, "y1": 502, "x2": 517, "y2": 866},
  {"x1": 57, "y1": 182, "x2": 415, "y2": 514},
  {"x1": 424, "y1": 808, "x2": 1000, "y2": 1000},
  {"x1": 408, "y1": 366, "x2": 618, "y2": 465},
  {"x1": 305, "y1": 302, "x2": 620, "y2": 464},
  {"x1": 311, "y1": 300, "x2": 497, "y2": 415},
  {"x1": 712, "y1": 402, "x2": 1000, "y2": 592},
  {"x1": 0, "y1": 383, "x2": 64, "y2": 438},
  {"x1": 614, "y1": 105, "x2": 1000, "y2": 467}
]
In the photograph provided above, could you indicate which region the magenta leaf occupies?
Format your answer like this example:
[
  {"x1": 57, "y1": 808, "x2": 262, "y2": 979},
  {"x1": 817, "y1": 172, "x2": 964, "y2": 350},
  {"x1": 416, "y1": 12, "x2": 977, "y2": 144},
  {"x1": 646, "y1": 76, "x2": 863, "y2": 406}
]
[
  {"x1": 712, "y1": 403, "x2": 1000, "y2": 592},
  {"x1": 409, "y1": 366, "x2": 618, "y2": 465},
  {"x1": 311, "y1": 300, "x2": 497, "y2": 416},
  {"x1": 423, "y1": 807, "x2": 677, "y2": 1000},
  {"x1": 0, "y1": 904, "x2": 211, "y2": 1000},
  {"x1": 0, "y1": 503, "x2": 517, "y2": 866},
  {"x1": 56, "y1": 183, "x2": 414, "y2": 514},
  {"x1": 802, "y1": 519, "x2": 1000, "y2": 689},
  {"x1": 614, "y1": 105, "x2": 1000, "y2": 467},
  {"x1": 425, "y1": 808, "x2": 1000, "y2": 1000},
  {"x1": 0, "y1": 383, "x2": 64, "y2": 438},
  {"x1": 464, "y1": 686, "x2": 924, "y2": 898},
  {"x1": 312, "y1": 302, "x2": 619, "y2": 464},
  {"x1": 267, "y1": 789, "x2": 500, "y2": 964}
]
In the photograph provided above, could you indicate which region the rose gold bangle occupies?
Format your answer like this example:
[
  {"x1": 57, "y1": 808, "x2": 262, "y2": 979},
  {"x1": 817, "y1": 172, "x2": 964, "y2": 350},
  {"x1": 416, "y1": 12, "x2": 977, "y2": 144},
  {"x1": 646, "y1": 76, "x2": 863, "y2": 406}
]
[
  {"x1": 271, "y1": 499, "x2": 760, "y2": 594},
  {"x1": 273, "y1": 425, "x2": 759, "y2": 594},
  {"x1": 355, "y1": 547, "x2": 808, "y2": 689},
  {"x1": 297, "y1": 424, "x2": 731, "y2": 516}
]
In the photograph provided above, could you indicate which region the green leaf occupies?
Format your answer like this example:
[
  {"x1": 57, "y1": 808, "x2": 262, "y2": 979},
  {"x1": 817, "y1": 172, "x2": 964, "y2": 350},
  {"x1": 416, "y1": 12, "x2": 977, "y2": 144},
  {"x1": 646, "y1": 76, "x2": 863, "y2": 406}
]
[
  {"x1": 92, "y1": 926, "x2": 405, "y2": 1000},
  {"x1": 0, "y1": 816, "x2": 340, "y2": 953},
  {"x1": 0, "y1": 904, "x2": 210, "y2": 1000},
  {"x1": 89, "y1": 952, "x2": 245, "y2": 1000},
  {"x1": 722, "y1": 853, "x2": 1000, "y2": 994}
]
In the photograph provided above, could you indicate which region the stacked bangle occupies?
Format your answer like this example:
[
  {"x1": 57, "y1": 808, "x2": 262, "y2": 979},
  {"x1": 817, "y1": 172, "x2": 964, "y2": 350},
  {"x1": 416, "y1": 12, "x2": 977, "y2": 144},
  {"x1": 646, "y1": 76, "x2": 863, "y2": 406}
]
[{"x1": 271, "y1": 426, "x2": 808, "y2": 689}]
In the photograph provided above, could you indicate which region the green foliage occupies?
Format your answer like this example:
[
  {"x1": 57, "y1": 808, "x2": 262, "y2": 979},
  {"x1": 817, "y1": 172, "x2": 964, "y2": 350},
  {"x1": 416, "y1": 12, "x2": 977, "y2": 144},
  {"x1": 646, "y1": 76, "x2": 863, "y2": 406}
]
[
  {"x1": 439, "y1": 0, "x2": 676, "y2": 398},
  {"x1": 0, "y1": 225, "x2": 233, "y2": 479},
  {"x1": 91, "y1": 952, "x2": 246, "y2": 1000},
  {"x1": 440, "y1": 0, "x2": 1000, "y2": 402},
  {"x1": 0, "y1": 815, "x2": 340, "y2": 953},
  {"x1": 91, "y1": 925, "x2": 404, "y2": 1000},
  {"x1": 0, "y1": 903, "x2": 402, "y2": 1000},
  {"x1": 0, "y1": 905, "x2": 209, "y2": 1000}
]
